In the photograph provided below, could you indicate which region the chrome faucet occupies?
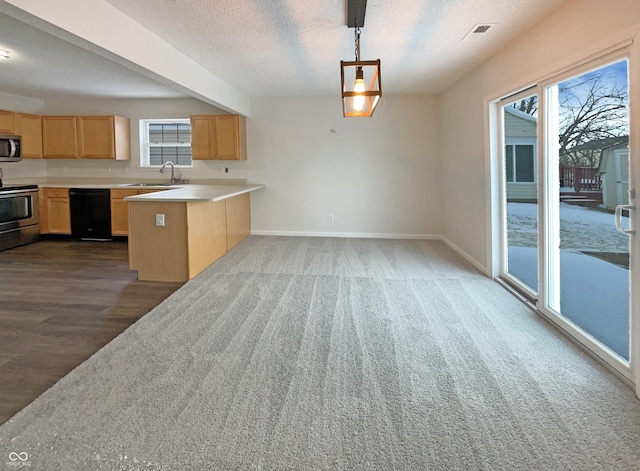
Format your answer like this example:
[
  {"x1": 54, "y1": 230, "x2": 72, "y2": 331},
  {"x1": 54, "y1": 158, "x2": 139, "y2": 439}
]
[{"x1": 159, "y1": 161, "x2": 182, "y2": 184}]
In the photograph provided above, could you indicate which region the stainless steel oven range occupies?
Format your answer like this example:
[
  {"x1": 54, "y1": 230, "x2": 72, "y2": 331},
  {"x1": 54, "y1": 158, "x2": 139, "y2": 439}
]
[{"x1": 0, "y1": 184, "x2": 39, "y2": 251}]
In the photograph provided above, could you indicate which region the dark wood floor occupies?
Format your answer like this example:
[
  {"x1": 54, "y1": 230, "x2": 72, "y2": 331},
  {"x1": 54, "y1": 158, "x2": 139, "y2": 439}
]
[{"x1": 0, "y1": 239, "x2": 183, "y2": 425}]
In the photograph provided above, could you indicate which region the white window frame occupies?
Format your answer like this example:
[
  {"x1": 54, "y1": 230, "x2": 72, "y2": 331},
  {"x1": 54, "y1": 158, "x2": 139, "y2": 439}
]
[
  {"x1": 505, "y1": 141, "x2": 537, "y2": 183},
  {"x1": 139, "y1": 118, "x2": 192, "y2": 168}
]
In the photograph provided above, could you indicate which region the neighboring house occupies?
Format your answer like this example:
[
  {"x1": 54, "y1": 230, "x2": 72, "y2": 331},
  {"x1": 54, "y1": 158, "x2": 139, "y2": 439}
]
[
  {"x1": 504, "y1": 106, "x2": 537, "y2": 202},
  {"x1": 599, "y1": 136, "x2": 630, "y2": 210}
]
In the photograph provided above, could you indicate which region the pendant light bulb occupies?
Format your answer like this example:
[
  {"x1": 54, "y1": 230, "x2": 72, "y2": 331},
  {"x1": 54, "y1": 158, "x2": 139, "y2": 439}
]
[{"x1": 353, "y1": 67, "x2": 365, "y2": 111}]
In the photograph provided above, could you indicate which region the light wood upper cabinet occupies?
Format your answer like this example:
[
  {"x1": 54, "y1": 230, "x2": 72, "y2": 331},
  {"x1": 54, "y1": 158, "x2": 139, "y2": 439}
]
[
  {"x1": 42, "y1": 116, "x2": 78, "y2": 159},
  {"x1": 39, "y1": 188, "x2": 71, "y2": 235},
  {"x1": 42, "y1": 115, "x2": 130, "y2": 160},
  {"x1": 190, "y1": 115, "x2": 214, "y2": 160},
  {"x1": 77, "y1": 116, "x2": 130, "y2": 160},
  {"x1": 216, "y1": 115, "x2": 245, "y2": 160},
  {"x1": 191, "y1": 114, "x2": 246, "y2": 160},
  {"x1": 15, "y1": 113, "x2": 43, "y2": 158},
  {"x1": 0, "y1": 110, "x2": 16, "y2": 134}
]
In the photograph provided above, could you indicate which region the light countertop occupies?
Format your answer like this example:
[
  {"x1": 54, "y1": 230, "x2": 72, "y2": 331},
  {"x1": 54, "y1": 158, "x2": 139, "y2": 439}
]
[
  {"x1": 34, "y1": 177, "x2": 249, "y2": 189},
  {"x1": 40, "y1": 183, "x2": 132, "y2": 189},
  {"x1": 123, "y1": 184, "x2": 265, "y2": 202},
  {"x1": 30, "y1": 179, "x2": 264, "y2": 202}
]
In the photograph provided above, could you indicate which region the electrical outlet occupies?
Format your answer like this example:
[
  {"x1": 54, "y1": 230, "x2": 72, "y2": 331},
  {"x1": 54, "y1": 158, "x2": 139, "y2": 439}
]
[
  {"x1": 328, "y1": 213, "x2": 335, "y2": 222},
  {"x1": 155, "y1": 214, "x2": 165, "y2": 227}
]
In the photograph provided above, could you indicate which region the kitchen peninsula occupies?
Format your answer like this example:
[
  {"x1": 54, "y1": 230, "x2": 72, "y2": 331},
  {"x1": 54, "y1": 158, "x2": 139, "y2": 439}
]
[{"x1": 126, "y1": 184, "x2": 264, "y2": 282}]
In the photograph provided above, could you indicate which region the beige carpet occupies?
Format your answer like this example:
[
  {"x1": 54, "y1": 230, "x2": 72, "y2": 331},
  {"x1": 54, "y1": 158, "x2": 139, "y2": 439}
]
[{"x1": 1, "y1": 236, "x2": 640, "y2": 470}]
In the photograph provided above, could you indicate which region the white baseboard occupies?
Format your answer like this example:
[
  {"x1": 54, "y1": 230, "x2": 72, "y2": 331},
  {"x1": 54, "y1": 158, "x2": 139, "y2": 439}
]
[
  {"x1": 250, "y1": 230, "x2": 440, "y2": 240},
  {"x1": 249, "y1": 231, "x2": 488, "y2": 276},
  {"x1": 440, "y1": 236, "x2": 488, "y2": 275}
]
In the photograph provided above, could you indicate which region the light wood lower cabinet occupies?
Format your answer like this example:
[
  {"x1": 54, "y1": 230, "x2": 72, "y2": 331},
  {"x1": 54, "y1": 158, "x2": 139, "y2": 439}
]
[
  {"x1": 110, "y1": 189, "x2": 138, "y2": 236},
  {"x1": 39, "y1": 188, "x2": 71, "y2": 234},
  {"x1": 225, "y1": 193, "x2": 251, "y2": 250},
  {"x1": 110, "y1": 188, "x2": 161, "y2": 236},
  {"x1": 128, "y1": 193, "x2": 251, "y2": 282}
]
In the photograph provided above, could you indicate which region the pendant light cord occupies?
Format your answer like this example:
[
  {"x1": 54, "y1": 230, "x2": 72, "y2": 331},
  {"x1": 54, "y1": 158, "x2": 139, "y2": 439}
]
[{"x1": 354, "y1": 0, "x2": 361, "y2": 61}]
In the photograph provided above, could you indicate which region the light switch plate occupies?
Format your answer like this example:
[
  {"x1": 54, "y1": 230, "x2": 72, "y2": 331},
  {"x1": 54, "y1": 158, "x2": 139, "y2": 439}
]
[{"x1": 155, "y1": 214, "x2": 165, "y2": 226}]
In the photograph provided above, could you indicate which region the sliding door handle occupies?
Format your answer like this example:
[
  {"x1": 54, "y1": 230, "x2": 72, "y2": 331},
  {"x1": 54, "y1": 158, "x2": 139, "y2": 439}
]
[{"x1": 615, "y1": 204, "x2": 635, "y2": 235}]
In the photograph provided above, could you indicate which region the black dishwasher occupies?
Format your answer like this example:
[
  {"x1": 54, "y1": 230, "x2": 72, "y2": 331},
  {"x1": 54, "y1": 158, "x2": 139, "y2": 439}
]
[{"x1": 69, "y1": 188, "x2": 112, "y2": 240}]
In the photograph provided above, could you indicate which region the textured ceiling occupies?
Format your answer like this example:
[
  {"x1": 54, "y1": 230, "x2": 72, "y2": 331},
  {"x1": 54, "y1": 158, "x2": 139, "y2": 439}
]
[
  {"x1": 0, "y1": 12, "x2": 187, "y2": 100},
  {"x1": 0, "y1": 0, "x2": 570, "y2": 101},
  {"x1": 104, "y1": 0, "x2": 569, "y2": 96}
]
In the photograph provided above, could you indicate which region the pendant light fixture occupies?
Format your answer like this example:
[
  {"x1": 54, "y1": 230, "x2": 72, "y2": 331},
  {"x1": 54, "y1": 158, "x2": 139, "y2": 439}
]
[{"x1": 340, "y1": 0, "x2": 381, "y2": 117}]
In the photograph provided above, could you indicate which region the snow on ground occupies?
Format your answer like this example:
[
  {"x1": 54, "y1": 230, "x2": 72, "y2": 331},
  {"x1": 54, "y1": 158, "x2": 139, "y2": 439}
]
[
  {"x1": 508, "y1": 247, "x2": 629, "y2": 359},
  {"x1": 506, "y1": 202, "x2": 630, "y2": 360},
  {"x1": 507, "y1": 202, "x2": 629, "y2": 252}
]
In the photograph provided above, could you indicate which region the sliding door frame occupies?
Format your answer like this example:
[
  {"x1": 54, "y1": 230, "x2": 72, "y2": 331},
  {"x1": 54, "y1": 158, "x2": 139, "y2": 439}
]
[
  {"x1": 629, "y1": 31, "x2": 640, "y2": 396},
  {"x1": 538, "y1": 49, "x2": 633, "y2": 380},
  {"x1": 486, "y1": 28, "x2": 640, "y2": 397},
  {"x1": 497, "y1": 87, "x2": 540, "y2": 303}
]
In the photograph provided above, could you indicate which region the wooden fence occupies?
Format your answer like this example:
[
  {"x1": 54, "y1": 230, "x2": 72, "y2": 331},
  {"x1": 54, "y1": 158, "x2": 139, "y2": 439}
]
[{"x1": 559, "y1": 165, "x2": 602, "y2": 192}]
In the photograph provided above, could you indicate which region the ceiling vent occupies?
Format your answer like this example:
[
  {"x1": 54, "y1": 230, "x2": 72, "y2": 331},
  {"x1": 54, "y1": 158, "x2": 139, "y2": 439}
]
[{"x1": 462, "y1": 23, "x2": 496, "y2": 42}]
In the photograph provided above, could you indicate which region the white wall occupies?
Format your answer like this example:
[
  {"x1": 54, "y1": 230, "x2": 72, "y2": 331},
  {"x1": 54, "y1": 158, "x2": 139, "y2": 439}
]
[
  {"x1": 247, "y1": 95, "x2": 441, "y2": 237},
  {"x1": 5, "y1": 93, "x2": 440, "y2": 238},
  {"x1": 439, "y1": 0, "x2": 640, "y2": 270},
  {"x1": 0, "y1": 91, "x2": 44, "y2": 114}
]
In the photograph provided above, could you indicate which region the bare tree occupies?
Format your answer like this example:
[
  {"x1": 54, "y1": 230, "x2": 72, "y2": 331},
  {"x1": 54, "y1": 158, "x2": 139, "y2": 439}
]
[
  {"x1": 512, "y1": 96, "x2": 537, "y2": 115},
  {"x1": 510, "y1": 68, "x2": 627, "y2": 168},
  {"x1": 558, "y1": 70, "x2": 628, "y2": 167}
]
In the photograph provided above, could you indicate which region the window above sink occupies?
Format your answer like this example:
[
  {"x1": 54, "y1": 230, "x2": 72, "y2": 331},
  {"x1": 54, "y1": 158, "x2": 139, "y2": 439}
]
[{"x1": 139, "y1": 119, "x2": 192, "y2": 169}]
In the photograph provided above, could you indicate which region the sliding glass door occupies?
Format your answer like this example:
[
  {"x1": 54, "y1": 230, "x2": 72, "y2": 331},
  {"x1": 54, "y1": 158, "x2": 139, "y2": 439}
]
[
  {"x1": 501, "y1": 92, "x2": 539, "y2": 297},
  {"x1": 543, "y1": 58, "x2": 631, "y2": 361},
  {"x1": 499, "y1": 54, "x2": 633, "y2": 373}
]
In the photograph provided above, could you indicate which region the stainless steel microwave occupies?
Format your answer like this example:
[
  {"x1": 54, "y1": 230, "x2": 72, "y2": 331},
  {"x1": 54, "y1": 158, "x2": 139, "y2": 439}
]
[{"x1": 0, "y1": 134, "x2": 22, "y2": 162}]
